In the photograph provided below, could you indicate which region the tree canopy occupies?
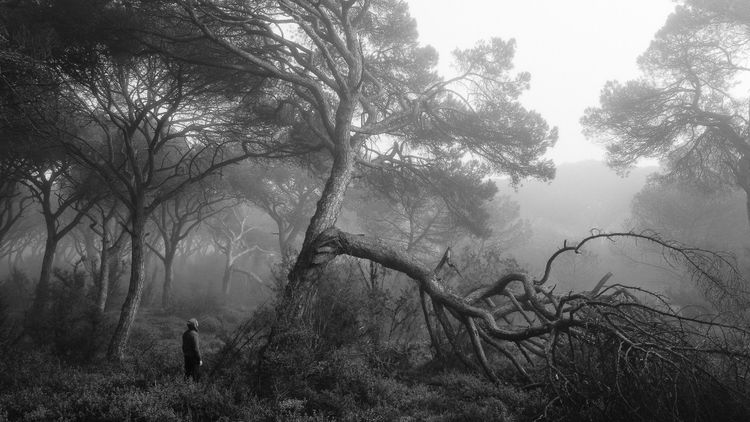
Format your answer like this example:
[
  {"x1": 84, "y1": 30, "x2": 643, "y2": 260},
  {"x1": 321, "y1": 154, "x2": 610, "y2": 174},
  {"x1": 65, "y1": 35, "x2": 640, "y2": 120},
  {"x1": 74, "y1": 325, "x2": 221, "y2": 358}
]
[
  {"x1": 583, "y1": 0, "x2": 750, "y2": 223},
  {"x1": 145, "y1": 0, "x2": 556, "y2": 299},
  {"x1": 2, "y1": 3, "x2": 750, "y2": 419}
]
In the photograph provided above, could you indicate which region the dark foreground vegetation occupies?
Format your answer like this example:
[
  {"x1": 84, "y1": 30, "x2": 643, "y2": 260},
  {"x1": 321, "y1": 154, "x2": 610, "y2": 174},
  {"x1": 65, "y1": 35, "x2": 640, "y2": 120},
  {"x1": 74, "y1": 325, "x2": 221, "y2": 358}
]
[
  {"x1": 0, "y1": 267, "x2": 546, "y2": 421},
  {"x1": 0, "y1": 336, "x2": 541, "y2": 421},
  {"x1": 2, "y1": 250, "x2": 750, "y2": 422},
  {"x1": 2, "y1": 0, "x2": 750, "y2": 420}
]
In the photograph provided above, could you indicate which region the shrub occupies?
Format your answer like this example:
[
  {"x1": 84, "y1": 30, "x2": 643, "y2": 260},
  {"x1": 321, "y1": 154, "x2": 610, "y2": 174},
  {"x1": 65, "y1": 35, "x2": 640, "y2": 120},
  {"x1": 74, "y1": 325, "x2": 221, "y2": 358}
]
[
  {"x1": 0, "y1": 269, "x2": 30, "y2": 348},
  {"x1": 0, "y1": 348, "x2": 275, "y2": 421},
  {"x1": 23, "y1": 268, "x2": 109, "y2": 362}
]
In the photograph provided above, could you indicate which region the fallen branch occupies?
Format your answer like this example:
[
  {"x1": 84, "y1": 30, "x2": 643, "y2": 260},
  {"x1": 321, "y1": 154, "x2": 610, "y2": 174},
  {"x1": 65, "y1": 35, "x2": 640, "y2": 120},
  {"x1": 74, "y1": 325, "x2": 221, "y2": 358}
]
[{"x1": 284, "y1": 226, "x2": 750, "y2": 418}]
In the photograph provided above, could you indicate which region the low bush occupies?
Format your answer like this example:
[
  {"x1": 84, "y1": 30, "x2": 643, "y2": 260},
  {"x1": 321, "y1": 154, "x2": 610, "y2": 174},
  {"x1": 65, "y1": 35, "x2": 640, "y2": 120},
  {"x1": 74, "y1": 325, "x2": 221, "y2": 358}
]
[
  {"x1": 22, "y1": 268, "x2": 110, "y2": 362},
  {"x1": 0, "y1": 348, "x2": 274, "y2": 421},
  {"x1": 253, "y1": 335, "x2": 542, "y2": 421}
]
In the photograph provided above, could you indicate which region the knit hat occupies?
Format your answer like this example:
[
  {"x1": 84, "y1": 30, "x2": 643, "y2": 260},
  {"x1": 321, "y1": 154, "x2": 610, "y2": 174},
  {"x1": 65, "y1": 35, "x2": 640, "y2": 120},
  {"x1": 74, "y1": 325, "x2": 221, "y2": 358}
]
[{"x1": 187, "y1": 318, "x2": 199, "y2": 329}]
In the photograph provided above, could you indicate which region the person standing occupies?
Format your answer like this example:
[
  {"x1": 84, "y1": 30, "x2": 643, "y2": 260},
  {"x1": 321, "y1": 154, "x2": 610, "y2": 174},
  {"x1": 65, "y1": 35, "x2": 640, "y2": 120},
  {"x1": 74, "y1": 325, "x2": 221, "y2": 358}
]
[{"x1": 182, "y1": 318, "x2": 202, "y2": 380}]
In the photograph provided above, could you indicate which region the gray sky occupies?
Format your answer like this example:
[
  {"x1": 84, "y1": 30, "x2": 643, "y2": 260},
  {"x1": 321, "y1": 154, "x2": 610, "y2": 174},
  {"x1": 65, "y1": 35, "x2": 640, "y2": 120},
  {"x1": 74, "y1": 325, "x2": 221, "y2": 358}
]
[{"x1": 406, "y1": 0, "x2": 676, "y2": 164}]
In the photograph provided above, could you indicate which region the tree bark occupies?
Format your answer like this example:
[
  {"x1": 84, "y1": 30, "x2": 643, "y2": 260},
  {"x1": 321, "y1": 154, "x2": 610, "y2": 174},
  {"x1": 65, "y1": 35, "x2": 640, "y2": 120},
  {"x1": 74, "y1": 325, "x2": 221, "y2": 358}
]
[
  {"x1": 278, "y1": 230, "x2": 290, "y2": 263},
  {"x1": 107, "y1": 208, "x2": 146, "y2": 361},
  {"x1": 96, "y1": 215, "x2": 121, "y2": 313},
  {"x1": 104, "y1": 240, "x2": 125, "y2": 311},
  {"x1": 284, "y1": 100, "x2": 357, "y2": 311},
  {"x1": 32, "y1": 223, "x2": 57, "y2": 315},
  {"x1": 420, "y1": 287, "x2": 443, "y2": 358},
  {"x1": 96, "y1": 240, "x2": 110, "y2": 312}
]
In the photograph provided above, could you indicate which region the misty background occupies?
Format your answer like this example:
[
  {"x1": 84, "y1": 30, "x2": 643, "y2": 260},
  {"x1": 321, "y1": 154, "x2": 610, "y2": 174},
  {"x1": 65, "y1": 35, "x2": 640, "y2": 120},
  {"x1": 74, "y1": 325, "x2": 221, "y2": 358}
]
[{"x1": 2, "y1": 0, "x2": 750, "y2": 420}]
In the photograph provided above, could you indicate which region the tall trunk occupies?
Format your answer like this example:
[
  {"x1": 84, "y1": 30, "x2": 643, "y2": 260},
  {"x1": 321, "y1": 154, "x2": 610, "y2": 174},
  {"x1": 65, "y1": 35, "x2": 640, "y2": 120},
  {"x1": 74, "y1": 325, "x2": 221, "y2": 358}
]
[
  {"x1": 107, "y1": 208, "x2": 146, "y2": 361},
  {"x1": 32, "y1": 220, "x2": 57, "y2": 315},
  {"x1": 278, "y1": 233, "x2": 296, "y2": 265},
  {"x1": 95, "y1": 216, "x2": 116, "y2": 312},
  {"x1": 96, "y1": 239, "x2": 110, "y2": 312},
  {"x1": 161, "y1": 250, "x2": 175, "y2": 309},
  {"x1": 81, "y1": 228, "x2": 99, "y2": 279},
  {"x1": 105, "y1": 240, "x2": 124, "y2": 311},
  {"x1": 222, "y1": 255, "x2": 233, "y2": 299},
  {"x1": 281, "y1": 100, "x2": 357, "y2": 319},
  {"x1": 278, "y1": 229, "x2": 288, "y2": 261}
]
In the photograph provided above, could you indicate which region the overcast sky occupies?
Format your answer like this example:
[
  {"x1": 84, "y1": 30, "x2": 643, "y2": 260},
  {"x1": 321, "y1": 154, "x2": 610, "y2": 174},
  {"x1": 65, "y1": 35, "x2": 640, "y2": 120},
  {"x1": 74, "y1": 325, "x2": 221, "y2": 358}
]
[{"x1": 406, "y1": 0, "x2": 676, "y2": 164}]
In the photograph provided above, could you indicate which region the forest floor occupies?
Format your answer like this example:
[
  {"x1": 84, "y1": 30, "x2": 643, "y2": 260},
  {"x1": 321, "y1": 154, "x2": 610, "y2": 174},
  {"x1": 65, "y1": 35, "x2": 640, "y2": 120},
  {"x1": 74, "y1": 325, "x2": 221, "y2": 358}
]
[{"x1": 0, "y1": 308, "x2": 547, "y2": 421}]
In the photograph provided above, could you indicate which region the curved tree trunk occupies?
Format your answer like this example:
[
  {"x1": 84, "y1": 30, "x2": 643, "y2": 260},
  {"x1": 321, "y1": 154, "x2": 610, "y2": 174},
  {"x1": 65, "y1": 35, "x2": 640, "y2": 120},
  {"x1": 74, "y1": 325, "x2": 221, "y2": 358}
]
[
  {"x1": 278, "y1": 230, "x2": 290, "y2": 263},
  {"x1": 107, "y1": 209, "x2": 146, "y2": 361},
  {"x1": 284, "y1": 102, "x2": 357, "y2": 314},
  {"x1": 32, "y1": 226, "x2": 57, "y2": 315}
]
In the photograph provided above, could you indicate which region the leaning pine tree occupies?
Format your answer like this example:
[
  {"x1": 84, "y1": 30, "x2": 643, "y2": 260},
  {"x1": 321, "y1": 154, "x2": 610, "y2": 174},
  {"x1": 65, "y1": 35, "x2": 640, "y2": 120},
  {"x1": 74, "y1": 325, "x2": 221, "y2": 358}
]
[
  {"x1": 148, "y1": 0, "x2": 750, "y2": 418},
  {"x1": 172, "y1": 0, "x2": 556, "y2": 312}
]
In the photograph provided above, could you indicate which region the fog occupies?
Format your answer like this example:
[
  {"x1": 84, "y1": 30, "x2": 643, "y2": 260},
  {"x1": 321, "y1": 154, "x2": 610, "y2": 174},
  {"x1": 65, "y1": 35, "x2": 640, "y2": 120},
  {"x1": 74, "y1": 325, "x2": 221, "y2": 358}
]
[
  {"x1": 4, "y1": 157, "x2": 746, "y2": 359},
  {"x1": 500, "y1": 161, "x2": 750, "y2": 303},
  {"x1": 2, "y1": 1, "x2": 749, "y2": 420}
]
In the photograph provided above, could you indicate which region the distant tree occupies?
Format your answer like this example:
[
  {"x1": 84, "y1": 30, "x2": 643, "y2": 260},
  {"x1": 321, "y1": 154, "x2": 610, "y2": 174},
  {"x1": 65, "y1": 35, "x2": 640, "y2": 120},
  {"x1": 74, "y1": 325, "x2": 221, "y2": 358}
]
[
  {"x1": 0, "y1": 0, "x2": 277, "y2": 359},
  {"x1": 172, "y1": 225, "x2": 212, "y2": 270},
  {"x1": 51, "y1": 53, "x2": 265, "y2": 360},
  {"x1": 148, "y1": 179, "x2": 231, "y2": 308},
  {"x1": 0, "y1": 3, "x2": 97, "y2": 313},
  {"x1": 623, "y1": 178, "x2": 750, "y2": 312},
  {"x1": 208, "y1": 205, "x2": 273, "y2": 300},
  {"x1": 631, "y1": 181, "x2": 746, "y2": 248},
  {"x1": 229, "y1": 162, "x2": 321, "y2": 261},
  {"x1": 0, "y1": 222, "x2": 42, "y2": 271},
  {"x1": 0, "y1": 178, "x2": 32, "y2": 250},
  {"x1": 450, "y1": 193, "x2": 530, "y2": 281},
  {"x1": 350, "y1": 158, "x2": 497, "y2": 259},
  {"x1": 82, "y1": 197, "x2": 129, "y2": 312},
  {"x1": 582, "y1": 0, "x2": 750, "y2": 227},
  {"x1": 482, "y1": 194, "x2": 531, "y2": 249},
  {"x1": 16, "y1": 153, "x2": 99, "y2": 315}
]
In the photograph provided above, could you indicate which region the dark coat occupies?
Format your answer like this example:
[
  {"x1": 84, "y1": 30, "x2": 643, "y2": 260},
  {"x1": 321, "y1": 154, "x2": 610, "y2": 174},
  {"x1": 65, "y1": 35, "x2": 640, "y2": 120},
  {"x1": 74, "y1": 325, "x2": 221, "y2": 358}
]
[{"x1": 182, "y1": 327, "x2": 201, "y2": 360}]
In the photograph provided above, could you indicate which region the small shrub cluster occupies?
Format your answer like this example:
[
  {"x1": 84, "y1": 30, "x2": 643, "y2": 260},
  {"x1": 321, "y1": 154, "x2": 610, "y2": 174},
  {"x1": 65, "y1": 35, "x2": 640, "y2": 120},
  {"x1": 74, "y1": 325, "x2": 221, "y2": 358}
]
[
  {"x1": 0, "y1": 348, "x2": 272, "y2": 421},
  {"x1": 0, "y1": 269, "x2": 31, "y2": 346},
  {"x1": 253, "y1": 319, "x2": 541, "y2": 421},
  {"x1": 171, "y1": 290, "x2": 225, "y2": 319},
  {"x1": 274, "y1": 345, "x2": 544, "y2": 421},
  {"x1": 24, "y1": 268, "x2": 110, "y2": 362}
]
